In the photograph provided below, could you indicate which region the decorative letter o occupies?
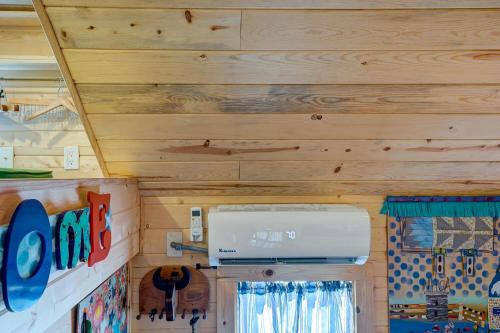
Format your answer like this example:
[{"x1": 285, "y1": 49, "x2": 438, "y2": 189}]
[{"x1": 1, "y1": 199, "x2": 52, "y2": 312}]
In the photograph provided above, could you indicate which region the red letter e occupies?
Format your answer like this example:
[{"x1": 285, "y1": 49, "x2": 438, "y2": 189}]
[{"x1": 87, "y1": 192, "x2": 111, "y2": 266}]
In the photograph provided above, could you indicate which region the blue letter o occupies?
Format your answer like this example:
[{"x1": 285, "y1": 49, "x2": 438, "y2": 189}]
[{"x1": 1, "y1": 200, "x2": 52, "y2": 312}]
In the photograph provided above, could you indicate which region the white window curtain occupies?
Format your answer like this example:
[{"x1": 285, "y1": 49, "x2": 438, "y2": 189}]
[{"x1": 237, "y1": 281, "x2": 354, "y2": 333}]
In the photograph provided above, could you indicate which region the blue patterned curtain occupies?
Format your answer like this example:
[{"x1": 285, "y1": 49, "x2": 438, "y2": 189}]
[{"x1": 237, "y1": 281, "x2": 354, "y2": 333}]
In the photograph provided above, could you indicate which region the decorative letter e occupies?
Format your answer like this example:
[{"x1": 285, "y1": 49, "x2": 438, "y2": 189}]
[{"x1": 87, "y1": 192, "x2": 111, "y2": 267}]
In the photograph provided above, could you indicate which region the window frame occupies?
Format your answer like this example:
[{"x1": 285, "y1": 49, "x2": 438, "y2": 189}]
[{"x1": 216, "y1": 263, "x2": 375, "y2": 333}]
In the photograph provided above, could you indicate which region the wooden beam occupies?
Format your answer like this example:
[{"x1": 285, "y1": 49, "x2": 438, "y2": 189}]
[
  {"x1": 32, "y1": 0, "x2": 110, "y2": 177},
  {"x1": 138, "y1": 180, "x2": 500, "y2": 196},
  {"x1": 64, "y1": 50, "x2": 500, "y2": 84},
  {"x1": 78, "y1": 84, "x2": 500, "y2": 114},
  {"x1": 40, "y1": 0, "x2": 500, "y2": 9}
]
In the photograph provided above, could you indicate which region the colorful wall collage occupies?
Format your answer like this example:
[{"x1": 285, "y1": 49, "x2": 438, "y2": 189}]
[
  {"x1": 77, "y1": 264, "x2": 128, "y2": 333},
  {"x1": 386, "y1": 197, "x2": 500, "y2": 333}
]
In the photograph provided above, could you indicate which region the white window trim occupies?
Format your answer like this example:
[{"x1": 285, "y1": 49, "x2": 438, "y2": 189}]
[{"x1": 216, "y1": 263, "x2": 375, "y2": 333}]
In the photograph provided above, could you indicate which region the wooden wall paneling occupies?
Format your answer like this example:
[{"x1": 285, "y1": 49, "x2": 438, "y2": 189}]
[
  {"x1": 0, "y1": 27, "x2": 53, "y2": 58},
  {"x1": 239, "y1": 161, "x2": 500, "y2": 181},
  {"x1": 217, "y1": 264, "x2": 374, "y2": 281},
  {"x1": 13, "y1": 142, "x2": 93, "y2": 156},
  {"x1": 106, "y1": 161, "x2": 240, "y2": 180},
  {"x1": 14, "y1": 155, "x2": 102, "y2": 178},
  {"x1": 2, "y1": 88, "x2": 65, "y2": 100},
  {"x1": 0, "y1": 114, "x2": 83, "y2": 131},
  {"x1": 0, "y1": 66, "x2": 60, "y2": 81},
  {"x1": 216, "y1": 279, "x2": 235, "y2": 333},
  {"x1": 0, "y1": 11, "x2": 39, "y2": 27},
  {"x1": 40, "y1": 0, "x2": 500, "y2": 9},
  {"x1": 0, "y1": 0, "x2": 33, "y2": 8},
  {"x1": 141, "y1": 195, "x2": 386, "y2": 205},
  {"x1": 33, "y1": 0, "x2": 110, "y2": 176},
  {"x1": 0, "y1": 79, "x2": 62, "y2": 89},
  {"x1": 99, "y1": 139, "x2": 500, "y2": 162},
  {"x1": 42, "y1": 311, "x2": 72, "y2": 333},
  {"x1": 88, "y1": 114, "x2": 500, "y2": 140},
  {"x1": 138, "y1": 180, "x2": 500, "y2": 197},
  {"x1": 0, "y1": 121, "x2": 102, "y2": 178},
  {"x1": 46, "y1": 7, "x2": 241, "y2": 50},
  {"x1": 0, "y1": 10, "x2": 50, "y2": 57},
  {"x1": 133, "y1": 254, "x2": 211, "y2": 271},
  {"x1": 0, "y1": 130, "x2": 91, "y2": 153},
  {"x1": 64, "y1": 50, "x2": 500, "y2": 85},
  {"x1": 242, "y1": 10, "x2": 500, "y2": 50},
  {"x1": 78, "y1": 84, "x2": 500, "y2": 115}
]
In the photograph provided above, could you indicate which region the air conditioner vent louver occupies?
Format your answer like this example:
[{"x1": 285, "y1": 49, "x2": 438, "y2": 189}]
[{"x1": 219, "y1": 257, "x2": 360, "y2": 266}]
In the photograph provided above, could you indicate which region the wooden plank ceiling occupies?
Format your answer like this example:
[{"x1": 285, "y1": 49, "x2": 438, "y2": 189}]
[{"x1": 34, "y1": 0, "x2": 500, "y2": 195}]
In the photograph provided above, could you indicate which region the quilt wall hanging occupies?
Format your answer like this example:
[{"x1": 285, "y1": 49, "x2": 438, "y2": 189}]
[
  {"x1": 381, "y1": 196, "x2": 500, "y2": 333},
  {"x1": 77, "y1": 264, "x2": 128, "y2": 333}
]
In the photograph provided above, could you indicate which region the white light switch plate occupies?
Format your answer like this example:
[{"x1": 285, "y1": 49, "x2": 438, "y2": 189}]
[
  {"x1": 166, "y1": 232, "x2": 183, "y2": 257},
  {"x1": 64, "y1": 146, "x2": 79, "y2": 170},
  {"x1": 0, "y1": 147, "x2": 14, "y2": 168}
]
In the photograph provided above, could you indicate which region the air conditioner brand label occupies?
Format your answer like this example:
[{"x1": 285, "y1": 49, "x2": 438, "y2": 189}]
[{"x1": 219, "y1": 248, "x2": 236, "y2": 253}]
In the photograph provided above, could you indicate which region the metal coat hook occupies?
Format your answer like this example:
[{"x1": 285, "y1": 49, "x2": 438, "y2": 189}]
[
  {"x1": 158, "y1": 308, "x2": 165, "y2": 320},
  {"x1": 190, "y1": 309, "x2": 200, "y2": 333}
]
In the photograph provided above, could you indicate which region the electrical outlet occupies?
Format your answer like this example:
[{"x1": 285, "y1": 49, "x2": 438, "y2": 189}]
[
  {"x1": 64, "y1": 146, "x2": 79, "y2": 170},
  {"x1": 166, "y1": 232, "x2": 183, "y2": 257},
  {"x1": 0, "y1": 146, "x2": 13, "y2": 168}
]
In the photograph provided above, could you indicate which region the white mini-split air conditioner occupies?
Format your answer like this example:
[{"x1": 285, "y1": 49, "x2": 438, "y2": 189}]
[{"x1": 208, "y1": 204, "x2": 370, "y2": 266}]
